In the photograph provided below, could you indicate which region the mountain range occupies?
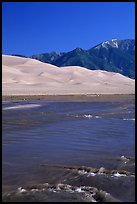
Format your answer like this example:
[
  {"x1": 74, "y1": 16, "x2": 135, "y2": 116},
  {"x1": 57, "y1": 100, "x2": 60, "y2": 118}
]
[{"x1": 12, "y1": 39, "x2": 135, "y2": 79}]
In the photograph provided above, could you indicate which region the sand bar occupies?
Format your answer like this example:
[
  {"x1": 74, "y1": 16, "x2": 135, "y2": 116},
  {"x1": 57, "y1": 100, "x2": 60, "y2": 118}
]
[{"x1": 3, "y1": 104, "x2": 41, "y2": 110}]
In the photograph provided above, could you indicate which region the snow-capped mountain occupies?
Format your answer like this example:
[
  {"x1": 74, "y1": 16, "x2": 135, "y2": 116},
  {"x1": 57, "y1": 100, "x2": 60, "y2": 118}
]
[
  {"x1": 12, "y1": 39, "x2": 135, "y2": 79},
  {"x1": 94, "y1": 39, "x2": 119, "y2": 49}
]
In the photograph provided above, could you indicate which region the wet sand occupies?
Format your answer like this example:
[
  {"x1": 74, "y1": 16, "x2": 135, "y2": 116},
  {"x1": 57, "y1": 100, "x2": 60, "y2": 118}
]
[{"x1": 2, "y1": 94, "x2": 135, "y2": 102}]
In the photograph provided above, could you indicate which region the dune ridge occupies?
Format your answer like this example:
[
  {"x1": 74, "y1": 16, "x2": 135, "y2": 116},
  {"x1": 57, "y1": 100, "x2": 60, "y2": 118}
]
[{"x1": 2, "y1": 55, "x2": 135, "y2": 96}]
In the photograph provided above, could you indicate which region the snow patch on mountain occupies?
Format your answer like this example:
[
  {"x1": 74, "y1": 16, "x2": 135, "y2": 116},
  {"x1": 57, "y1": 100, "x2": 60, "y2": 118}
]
[{"x1": 95, "y1": 39, "x2": 119, "y2": 49}]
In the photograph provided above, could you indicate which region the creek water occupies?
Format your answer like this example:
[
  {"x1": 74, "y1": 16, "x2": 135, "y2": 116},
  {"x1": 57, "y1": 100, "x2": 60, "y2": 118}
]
[{"x1": 2, "y1": 98, "x2": 135, "y2": 202}]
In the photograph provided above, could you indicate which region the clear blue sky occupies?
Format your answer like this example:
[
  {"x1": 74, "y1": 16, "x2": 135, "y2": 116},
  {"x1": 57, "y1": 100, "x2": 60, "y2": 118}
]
[{"x1": 2, "y1": 2, "x2": 135, "y2": 56}]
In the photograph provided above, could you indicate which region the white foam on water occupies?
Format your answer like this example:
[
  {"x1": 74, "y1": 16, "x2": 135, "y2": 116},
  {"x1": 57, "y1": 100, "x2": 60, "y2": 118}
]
[
  {"x1": 13, "y1": 183, "x2": 120, "y2": 202},
  {"x1": 75, "y1": 187, "x2": 85, "y2": 193},
  {"x1": 95, "y1": 116, "x2": 102, "y2": 119},
  {"x1": 78, "y1": 170, "x2": 97, "y2": 177},
  {"x1": 75, "y1": 114, "x2": 80, "y2": 118},
  {"x1": 3, "y1": 104, "x2": 41, "y2": 110},
  {"x1": 17, "y1": 187, "x2": 27, "y2": 193},
  {"x1": 78, "y1": 170, "x2": 88, "y2": 175},
  {"x1": 120, "y1": 155, "x2": 129, "y2": 163},
  {"x1": 123, "y1": 118, "x2": 135, "y2": 121},
  {"x1": 83, "y1": 114, "x2": 93, "y2": 118},
  {"x1": 87, "y1": 172, "x2": 96, "y2": 177},
  {"x1": 121, "y1": 155, "x2": 125, "y2": 158},
  {"x1": 112, "y1": 172, "x2": 126, "y2": 177},
  {"x1": 74, "y1": 114, "x2": 102, "y2": 119},
  {"x1": 31, "y1": 189, "x2": 39, "y2": 192}
]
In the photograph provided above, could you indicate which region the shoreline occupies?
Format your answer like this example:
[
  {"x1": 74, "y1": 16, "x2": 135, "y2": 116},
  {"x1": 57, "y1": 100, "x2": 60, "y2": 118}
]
[{"x1": 2, "y1": 94, "x2": 135, "y2": 102}]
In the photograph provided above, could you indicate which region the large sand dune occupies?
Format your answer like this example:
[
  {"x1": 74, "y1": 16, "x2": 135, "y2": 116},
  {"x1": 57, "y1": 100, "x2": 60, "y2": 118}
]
[{"x1": 2, "y1": 55, "x2": 135, "y2": 95}]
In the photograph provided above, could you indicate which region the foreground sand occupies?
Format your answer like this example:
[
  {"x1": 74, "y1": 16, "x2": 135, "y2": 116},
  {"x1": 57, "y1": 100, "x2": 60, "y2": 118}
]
[{"x1": 2, "y1": 55, "x2": 135, "y2": 97}]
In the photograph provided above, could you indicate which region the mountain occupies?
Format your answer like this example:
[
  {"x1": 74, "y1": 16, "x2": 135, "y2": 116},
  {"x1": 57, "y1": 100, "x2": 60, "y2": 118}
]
[
  {"x1": 12, "y1": 39, "x2": 135, "y2": 79},
  {"x1": 88, "y1": 39, "x2": 135, "y2": 78},
  {"x1": 11, "y1": 54, "x2": 28, "y2": 58},
  {"x1": 31, "y1": 52, "x2": 65, "y2": 64}
]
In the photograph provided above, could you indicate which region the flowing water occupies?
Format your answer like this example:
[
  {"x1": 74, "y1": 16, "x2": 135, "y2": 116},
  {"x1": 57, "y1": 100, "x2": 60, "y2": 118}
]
[{"x1": 2, "y1": 98, "x2": 135, "y2": 202}]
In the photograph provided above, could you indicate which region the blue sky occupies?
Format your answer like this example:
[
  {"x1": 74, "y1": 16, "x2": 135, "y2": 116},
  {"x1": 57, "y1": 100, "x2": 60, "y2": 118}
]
[{"x1": 2, "y1": 2, "x2": 135, "y2": 56}]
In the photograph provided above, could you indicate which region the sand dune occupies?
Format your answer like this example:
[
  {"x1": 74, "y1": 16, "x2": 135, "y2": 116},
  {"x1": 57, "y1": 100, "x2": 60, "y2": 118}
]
[{"x1": 2, "y1": 55, "x2": 135, "y2": 95}]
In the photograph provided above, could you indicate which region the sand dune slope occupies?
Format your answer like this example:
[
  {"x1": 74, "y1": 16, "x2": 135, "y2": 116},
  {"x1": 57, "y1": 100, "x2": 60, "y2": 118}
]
[{"x1": 2, "y1": 55, "x2": 135, "y2": 95}]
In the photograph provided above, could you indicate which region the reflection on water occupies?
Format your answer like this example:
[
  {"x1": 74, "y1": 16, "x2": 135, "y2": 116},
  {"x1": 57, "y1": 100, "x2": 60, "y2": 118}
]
[{"x1": 2, "y1": 98, "x2": 135, "y2": 202}]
